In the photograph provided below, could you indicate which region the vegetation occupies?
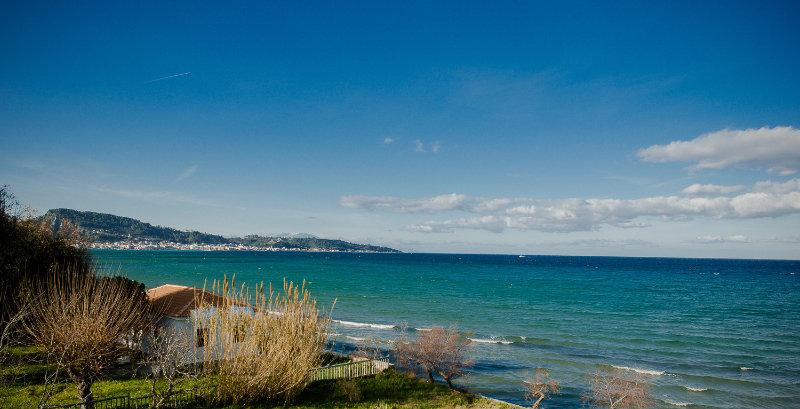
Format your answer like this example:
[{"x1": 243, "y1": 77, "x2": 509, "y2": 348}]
[
  {"x1": 523, "y1": 368, "x2": 559, "y2": 409},
  {"x1": 0, "y1": 347, "x2": 513, "y2": 408},
  {"x1": 42, "y1": 208, "x2": 229, "y2": 244},
  {"x1": 0, "y1": 188, "x2": 91, "y2": 330},
  {"x1": 587, "y1": 368, "x2": 653, "y2": 409},
  {"x1": 198, "y1": 277, "x2": 331, "y2": 405},
  {"x1": 22, "y1": 269, "x2": 152, "y2": 407},
  {"x1": 395, "y1": 326, "x2": 473, "y2": 389},
  {"x1": 140, "y1": 327, "x2": 198, "y2": 409}
]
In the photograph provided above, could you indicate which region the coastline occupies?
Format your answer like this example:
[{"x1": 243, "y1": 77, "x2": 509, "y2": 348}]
[{"x1": 90, "y1": 241, "x2": 398, "y2": 253}]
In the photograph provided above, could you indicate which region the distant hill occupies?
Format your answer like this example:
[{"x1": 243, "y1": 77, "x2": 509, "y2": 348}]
[{"x1": 43, "y1": 209, "x2": 400, "y2": 253}]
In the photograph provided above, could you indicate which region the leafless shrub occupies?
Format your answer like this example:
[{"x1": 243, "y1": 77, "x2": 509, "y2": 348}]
[
  {"x1": 141, "y1": 327, "x2": 198, "y2": 409},
  {"x1": 23, "y1": 269, "x2": 152, "y2": 408},
  {"x1": 197, "y1": 276, "x2": 331, "y2": 405},
  {"x1": 353, "y1": 336, "x2": 386, "y2": 361},
  {"x1": 524, "y1": 368, "x2": 559, "y2": 408},
  {"x1": 587, "y1": 368, "x2": 653, "y2": 409},
  {"x1": 394, "y1": 326, "x2": 473, "y2": 388}
]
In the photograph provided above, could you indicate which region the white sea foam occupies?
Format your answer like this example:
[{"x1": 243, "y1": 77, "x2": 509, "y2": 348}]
[
  {"x1": 325, "y1": 332, "x2": 342, "y2": 337},
  {"x1": 610, "y1": 365, "x2": 664, "y2": 376},
  {"x1": 415, "y1": 327, "x2": 432, "y2": 332},
  {"x1": 740, "y1": 366, "x2": 753, "y2": 371},
  {"x1": 469, "y1": 337, "x2": 513, "y2": 345},
  {"x1": 664, "y1": 399, "x2": 690, "y2": 407},
  {"x1": 346, "y1": 336, "x2": 366, "y2": 342},
  {"x1": 332, "y1": 319, "x2": 395, "y2": 330},
  {"x1": 684, "y1": 386, "x2": 707, "y2": 392}
]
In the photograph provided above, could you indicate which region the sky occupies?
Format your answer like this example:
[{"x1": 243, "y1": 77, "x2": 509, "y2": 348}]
[{"x1": 1, "y1": 1, "x2": 799, "y2": 259}]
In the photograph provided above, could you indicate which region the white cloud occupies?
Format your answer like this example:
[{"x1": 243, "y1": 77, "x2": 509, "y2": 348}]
[
  {"x1": 383, "y1": 137, "x2": 396, "y2": 144},
  {"x1": 638, "y1": 126, "x2": 800, "y2": 174},
  {"x1": 681, "y1": 183, "x2": 745, "y2": 196},
  {"x1": 411, "y1": 140, "x2": 441, "y2": 153},
  {"x1": 176, "y1": 164, "x2": 198, "y2": 181},
  {"x1": 753, "y1": 178, "x2": 800, "y2": 194},
  {"x1": 693, "y1": 235, "x2": 751, "y2": 243},
  {"x1": 341, "y1": 178, "x2": 800, "y2": 233},
  {"x1": 341, "y1": 193, "x2": 467, "y2": 213}
]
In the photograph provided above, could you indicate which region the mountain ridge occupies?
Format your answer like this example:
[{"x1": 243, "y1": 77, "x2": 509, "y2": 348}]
[{"x1": 43, "y1": 208, "x2": 400, "y2": 253}]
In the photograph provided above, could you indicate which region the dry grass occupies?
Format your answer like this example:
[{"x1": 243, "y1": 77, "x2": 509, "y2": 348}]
[{"x1": 197, "y1": 276, "x2": 331, "y2": 405}]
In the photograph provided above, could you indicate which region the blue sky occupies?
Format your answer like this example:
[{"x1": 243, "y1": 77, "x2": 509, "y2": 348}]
[{"x1": 2, "y1": 1, "x2": 799, "y2": 258}]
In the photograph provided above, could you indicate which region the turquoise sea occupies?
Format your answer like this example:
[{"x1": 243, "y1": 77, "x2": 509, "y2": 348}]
[{"x1": 93, "y1": 250, "x2": 800, "y2": 408}]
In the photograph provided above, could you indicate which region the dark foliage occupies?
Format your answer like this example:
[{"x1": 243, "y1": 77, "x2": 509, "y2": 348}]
[
  {"x1": 0, "y1": 187, "x2": 91, "y2": 326},
  {"x1": 42, "y1": 208, "x2": 229, "y2": 244}
]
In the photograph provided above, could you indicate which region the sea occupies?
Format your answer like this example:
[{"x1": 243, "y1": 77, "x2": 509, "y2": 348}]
[{"x1": 93, "y1": 250, "x2": 800, "y2": 409}]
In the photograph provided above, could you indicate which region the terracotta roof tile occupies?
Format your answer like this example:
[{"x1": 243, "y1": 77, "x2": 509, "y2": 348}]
[{"x1": 147, "y1": 284, "x2": 239, "y2": 318}]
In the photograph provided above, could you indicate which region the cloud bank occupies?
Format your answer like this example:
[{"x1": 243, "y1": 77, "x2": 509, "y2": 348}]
[
  {"x1": 638, "y1": 126, "x2": 800, "y2": 174},
  {"x1": 681, "y1": 183, "x2": 745, "y2": 196},
  {"x1": 341, "y1": 179, "x2": 800, "y2": 233}
]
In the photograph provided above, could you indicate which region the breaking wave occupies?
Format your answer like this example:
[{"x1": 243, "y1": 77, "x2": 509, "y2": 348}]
[
  {"x1": 685, "y1": 386, "x2": 707, "y2": 392},
  {"x1": 610, "y1": 365, "x2": 665, "y2": 376},
  {"x1": 469, "y1": 337, "x2": 513, "y2": 345},
  {"x1": 332, "y1": 319, "x2": 396, "y2": 330}
]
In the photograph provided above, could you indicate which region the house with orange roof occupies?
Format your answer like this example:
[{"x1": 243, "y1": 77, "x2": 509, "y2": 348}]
[{"x1": 145, "y1": 284, "x2": 254, "y2": 362}]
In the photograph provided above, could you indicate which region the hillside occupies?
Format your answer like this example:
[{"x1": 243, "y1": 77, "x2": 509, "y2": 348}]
[{"x1": 43, "y1": 209, "x2": 400, "y2": 253}]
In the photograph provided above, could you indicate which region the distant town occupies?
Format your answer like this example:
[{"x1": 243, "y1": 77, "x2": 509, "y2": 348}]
[{"x1": 90, "y1": 239, "x2": 393, "y2": 253}]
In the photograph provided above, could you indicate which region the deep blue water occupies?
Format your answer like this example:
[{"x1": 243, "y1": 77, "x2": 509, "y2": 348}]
[{"x1": 93, "y1": 250, "x2": 800, "y2": 408}]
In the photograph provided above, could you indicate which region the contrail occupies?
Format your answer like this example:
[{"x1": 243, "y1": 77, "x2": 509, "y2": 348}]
[{"x1": 144, "y1": 72, "x2": 191, "y2": 84}]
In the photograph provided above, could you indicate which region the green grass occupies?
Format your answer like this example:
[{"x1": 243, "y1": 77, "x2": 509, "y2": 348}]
[{"x1": 0, "y1": 347, "x2": 516, "y2": 409}]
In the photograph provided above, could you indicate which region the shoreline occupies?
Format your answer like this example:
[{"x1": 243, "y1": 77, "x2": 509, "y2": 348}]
[{"x1": 90, "y1": 242, "x2": 399, "y2": 253}]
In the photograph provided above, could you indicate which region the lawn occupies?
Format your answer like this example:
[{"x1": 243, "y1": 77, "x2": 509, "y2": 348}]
[{"x1": 0, "y1": 347, "x2": 517, "y2": 408}]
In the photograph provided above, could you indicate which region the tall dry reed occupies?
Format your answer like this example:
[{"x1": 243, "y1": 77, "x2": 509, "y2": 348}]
[{"x1": 196, "y1": 276, "x2": 330, "y2": 405}]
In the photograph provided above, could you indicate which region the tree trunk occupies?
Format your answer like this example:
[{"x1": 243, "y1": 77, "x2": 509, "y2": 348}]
[
  {"x1": 445, "y1": 376, "x2": 453, "y2": 389},
  {"x1": 532, "y1": 393, "x2": 545, "y2": 409},
  {"x1": 427, "y1": 371, "x2": 435, "y2": 383},
  {"x1": 75, "y1": 377, "x2": 94, "y2": 409}
]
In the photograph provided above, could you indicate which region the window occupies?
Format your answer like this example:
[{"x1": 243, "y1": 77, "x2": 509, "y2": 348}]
[
  {"x1": 233, "y1": 324, "x2": 246, "y2": 343},
  {"x1": 196, "y1": 327, "x2": 209, "y2": 347}
]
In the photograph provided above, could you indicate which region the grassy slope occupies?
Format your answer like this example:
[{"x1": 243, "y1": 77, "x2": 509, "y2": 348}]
[{"x1": 0, "y1": 347, "x2": 515, "y2": 409}]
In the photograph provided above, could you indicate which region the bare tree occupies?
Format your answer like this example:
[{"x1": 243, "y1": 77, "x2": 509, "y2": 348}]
[
  {"x1": 588, "y1": 369, "x2": 653, "y2": 409},
  {"x1": 394, "y1": 326, "x2": 473, "y2": 388},
  {"x1": 353, "y1": 336, "x2": 386, "y2": 361},
  {"x1": 23, "y1": 269, "x2": 152, "y2": 409},
  {"x1": 0, "y1": 294, "x2": 28, "y2": 357},
  {"x1": 141, "y1": 327, "x2": 197, "y2": 409},
  {"x1": 524, "y1": 368, "x2": 559, "y2": 409}
]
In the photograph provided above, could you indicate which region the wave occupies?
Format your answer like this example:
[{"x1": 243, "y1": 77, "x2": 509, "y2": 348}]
[
  {"x1": 610, "y1": 365, "x2": 664, "y2": 376},
  {"x1": 469, "y1": 337, "x2": 513, "y2": 345},
  {"x1": 332, "y1": 319, "x2": 396, "y2": 330},
  {"x1": 684, "y1": 386, "x2": 707, "y2": 392},
  {"x1": 414, "y1": 327, "x2": 432, "y2": 332},
  {"x1": 663, "y1": 399, "x2": 691, "y2": 407},
  {"x1": 740, "y1": 367, "x2": 753, "y2": 371},
  {"x1": 345, "y1": 336, "x2": 366, "y2": 342}
]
